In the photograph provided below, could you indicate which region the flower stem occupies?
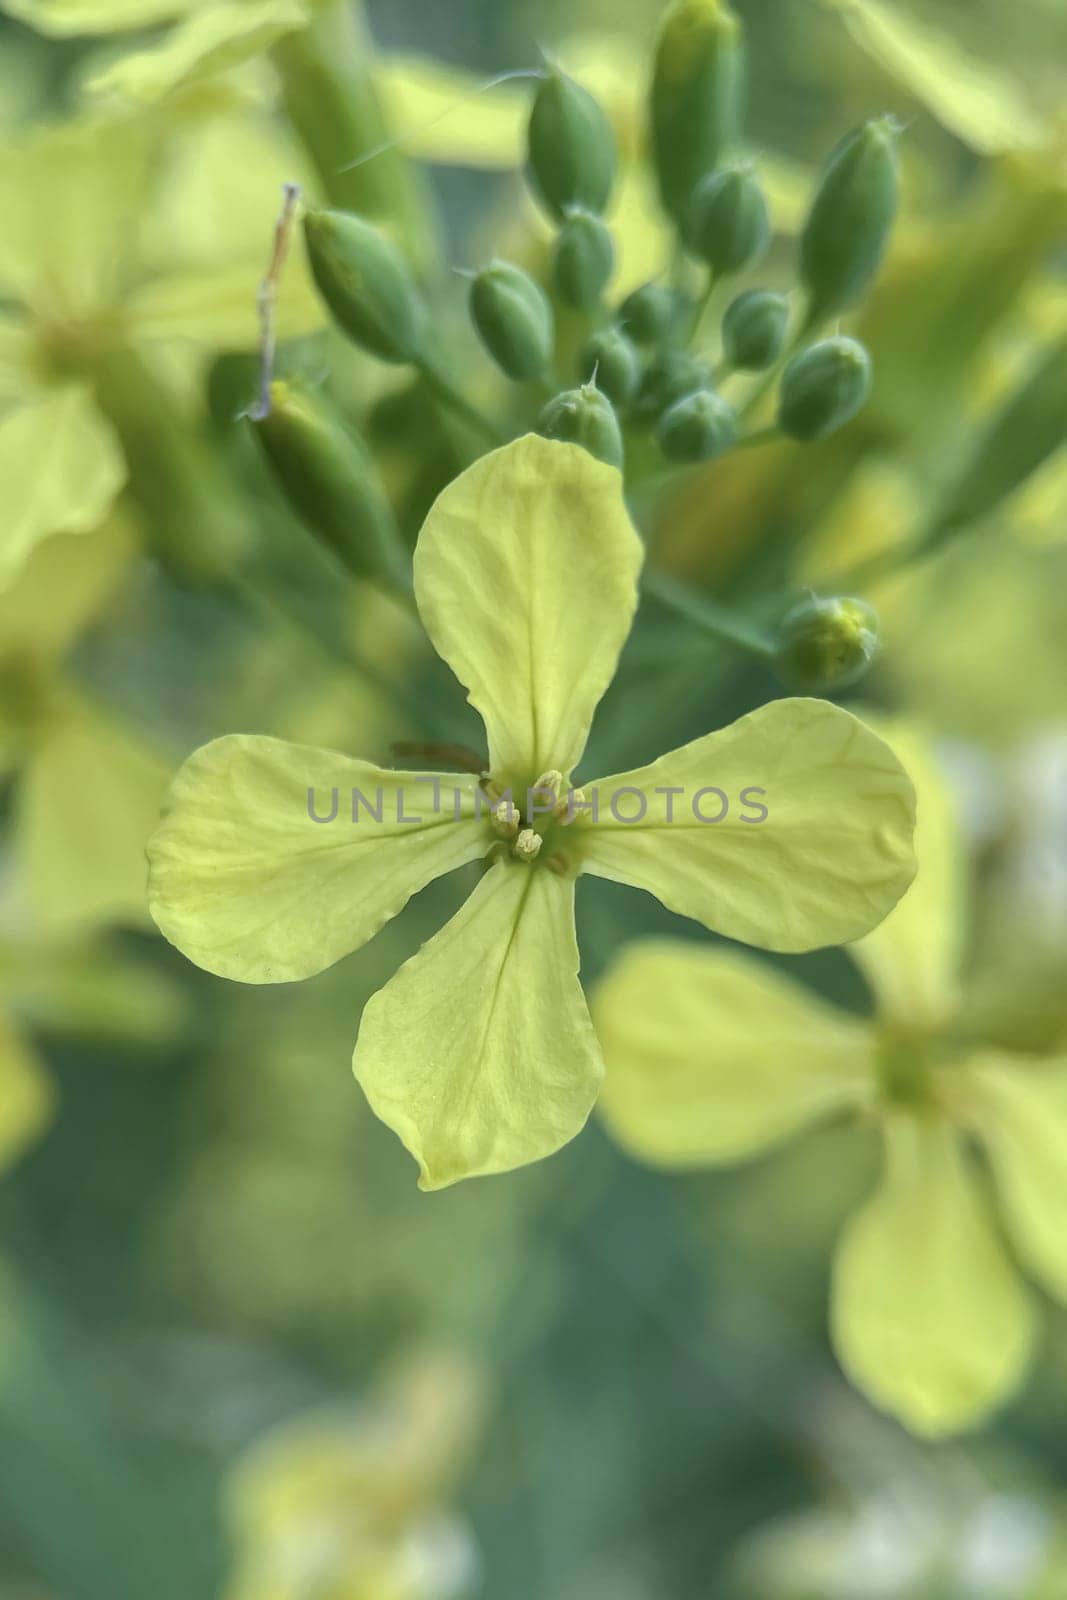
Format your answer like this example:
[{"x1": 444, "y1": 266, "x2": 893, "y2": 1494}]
[
  {"x1": 641, "y1": 568, "x2": 777, "y2": 659},
  {"x1": 415, "y1": 354, "x2": 508, "y2": 446}
]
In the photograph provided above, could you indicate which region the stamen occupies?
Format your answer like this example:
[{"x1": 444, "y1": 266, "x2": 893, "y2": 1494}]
[
  {"x1": 514, "y1": 828, "x2": 543, "y2": 861},
  {"x1": 491, "y1": 798, "x2": 520, "y2": 838}
]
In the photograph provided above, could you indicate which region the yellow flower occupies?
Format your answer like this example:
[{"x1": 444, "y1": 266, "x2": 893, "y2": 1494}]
[
  {"x1": 594, "y1": 721, "x2": 1064, "y2": 1437},
  {"x1": 148, "y1": 435, "x2": 916, "y2": 1189},
  {"x1": 0, "y1": 108, "x2": 319, "y2": 585},
  {"x1": 222, "y1": 1349, "x2": 484, "y2": 1600}
]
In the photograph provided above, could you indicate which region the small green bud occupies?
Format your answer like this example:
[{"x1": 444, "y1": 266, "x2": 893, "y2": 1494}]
[
  {"x1": 553, "y1": 208, "x2": 615, "y2": 310},
  {"x1": 720, "y1": 288, "x2": 789, "y2": 370},
  {"x1": 687, "y1": 165, "x2": 769, "y2": 275},
  {"x1": 799, "y1": 117, "x2": 899, "y2": 321},
  {"x1": 252, "y1": 381, "x2": 407, "y2": 590},
  {"x1": 537, "y1": 382, "x2": 624, "y2": 469},
  {"x1": 774, "y1": 596, "x2": 880, "y2": 693},
  {"x1": 527, "y1": 66, "x2": 615, "y2": 222},
  {"x1": 303, "y1": 208, "x2": 424, "y2": 364},
  {"x1": 657, "y1": 388, "x2": 737, "y2": 463},
  {"x1": 578, "y1": 327, "x2": 641, "y2": 406},
  {"x1": 651, "y1": 0, "x2": 744, "y2": 224},
  {"x1": 617, "y1": 281, "x2": 677, "y2": 345},
  {"x1": 469, "y1": 260, "x2": 554, "y2": 381},
  {"x1": 931, "y1": 338, "x2": 1067, "y2": 535},
  {"x1": 778, "y1": 336, "x2": 872, "y2": 441},
  {"x1": 633, "y1": 348, "x2": 713, "y2": 422}
]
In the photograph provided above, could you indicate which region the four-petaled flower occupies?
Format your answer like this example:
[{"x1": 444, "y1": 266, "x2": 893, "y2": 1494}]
[
  {"x1": 148, "y1": 435, "x2": 916, "y2": 1189},
  {"x1": 594, "y1": 722, "x2": 1067, "y2": 1437}
]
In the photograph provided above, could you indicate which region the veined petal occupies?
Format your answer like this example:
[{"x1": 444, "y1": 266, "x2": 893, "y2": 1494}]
[
  {"x1": 0, "y1": 1013, "x2": 53, "y2": 1172},
  {"x1": 148, "y1": 736, "x2": 486, "y2": 983},
  {"x1": 413, "y1": 434, "x2": 642, "y2": 787},
  {"x1": 831, "y1": 1112, "x2": 1034, "y2": 1437},
  {"x1": 848, "y1": 719, "x2": 966, "y2": 1029},
  {"x1": 0, "y1": 385, "x2": 126, "y2": 589},
  {"x1": 958, "y1": 1053, "x2": 1067, "y2": 1304},
  {"x1": 594, "y1": 941, "x2": 876, "y2": 1166},
  {"x1": 353, "y1": 862, "x2": 602, "y2": 1189},
  {"x1": 579, "y1": 699, "x2": 916, "y2": 953}
]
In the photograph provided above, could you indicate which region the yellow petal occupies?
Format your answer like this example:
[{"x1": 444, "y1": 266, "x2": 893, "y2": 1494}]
[
  {"x1": 125, "y1": 259, "x2": 323, "y2": 350},
  {"x1": 831, "y1": 1112, "x2": 1034, "y2": 1436},
  {"x1": 0, "y1": 311, "x2": 34, "y2": 404},
  {"x1": 821, "y1": 0, "x2": 1047, "y2": 153},
  {"x1": 413, "y1": 434, "x2": 642, "y2": 787},
  {"x1": 959, "y1": 1053, "x2": 1067, "y2": 1304},
  {"x1": 594, "y1": 941, "x2": 875, "y2": 1165},
  {"x1": 14, "y1": 691, "x2": 172, "y2": 933},
  {"x1": 0, "y1": 515, "x2": 136, "y2": 665},
  {"x1": 0, "y1": 116, "x2": 158, "y2": 310},
  {"x1": 0, "y1": 1012, "x2": 53, "y2": 1172},
  {"x1": 848, "y1": 719, "x2": 966, "y2": 1028},
  {"x1": 353, "y1": 862, "x2": 602, "y2": 1189},
  {"x1": 579, "y1": 699, "x2": 917, "y2": 952},
  {"x1": 85, "y1": 0, "x2": 308, "y2": 105},
  {"x1": 376, "y1": 54, "x2": 528, "y2": 170},
  {"x1": 0, "y1": 0, "x2": 199, "y2": 34},
  {"x1": 148, "y1": 736, "x2": 486, "y2": 983},
  {"x1": 0, "y1": 386, "x2": 125, "y2": 589}
]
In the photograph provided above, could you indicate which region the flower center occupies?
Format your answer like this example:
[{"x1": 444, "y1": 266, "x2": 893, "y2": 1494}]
[{"x1": 482, "y1": 769, "x2": 580, "y2": 875}]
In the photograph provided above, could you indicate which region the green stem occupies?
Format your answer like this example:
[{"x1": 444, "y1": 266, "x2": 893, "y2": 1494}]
[
  {"x1": 688, "y1": 268, "x2": 719, "y2": 344},
  {"x1": 415, "y1": 354, "x2": 507, "y2": 446},
  {"x1": 641, "y1": 568, "x2": 777, "y2": 659}
]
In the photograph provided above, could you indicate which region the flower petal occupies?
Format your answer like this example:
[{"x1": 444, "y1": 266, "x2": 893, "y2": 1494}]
[
  {"x1": 0, "y1": 386, "x2": 126, "y2": 589},
  {"x1": 353, "y1": 862, "x2": 602, "y2": 1189},
  {"x1": 413, "y1": 434, "x2": 642, "y2": 787},
  {"x1": 580, "y1": 698, "x2": 917, "y2": 952},
  {"x1": 0, "y1": 1013, "x2": 53, "y2": 1173},
  {"x1": 848, "y1": 719, "x2": 966, "y2": 1028},
  {"x1": 0, "y1": 0, "x2": 198, "y2": 34},
  {"x1": 85, "y1": 0, "x2": 308, "y2": 105},
  {"x1": 959, "y1": 1053, "x2": 1067, "y2": 1304},
  {"x1": 831, "y1": 1112, "x2": 1034, "y2": 1436},
  {"x1": 594, "y1": 941, "x2": 876, "y2": 1165},
  {"x1": 148, "y1": 736, "x2": 486, "y2": 983},
  {"x1": 14, "y1": 691, "x2": 171, "y2": 934},
  {"x1": 125, "y1": 260, "x2": 323, "y2": 350}
]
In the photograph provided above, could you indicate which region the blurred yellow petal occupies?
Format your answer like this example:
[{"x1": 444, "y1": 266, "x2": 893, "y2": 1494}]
[
  {"x1": 580, "y1": 700, "x2": 917, "y2": 952},
  {"x1": 0, "y1": 117, "x2": 158, "y2": 311},
  {"x1": 354, "y1": 862, "x2": 602, "y2": 1189},
  {"x1": 0, "y1": 386, "x2": 125, "y2": 590},
  {"x1": 148, "y1": 736, "x2": 485, "y2": 983},
  {"x1": 15, "y1": 692, "x2": 171, "y2": 934},
  {"x1": 0, "y1": 312, "x2": 34, "y2": 404},
  {"x1": 848, "y1": 720, "x2": 966, "y2": 1029},
  {"x1": 86, "y1": 0, "x2": 309, "y2": 105},
  {"x1": 832, "y1": 1112, "x2": 1034, "y2": 1436},
  {"x1": 821, "y1": 0, "x2": 1047, "y2": 153},
  {"x1": 414, "y1": 434, "x2": 641, "y2": 787},
  {"x1": 126, "y1": 259, "x2": 323, "y2": 350},
  {"x1": 0, "y1": 1013, "x2": 53, "y2": 1172},
  {"x1": 376, "y1": 54, "x2": 528, "y2": 169},
  {"x1": 960, "y1": 1054, "x2": 1067, "y2": 1304},
  {"x1": 595, "y1": 941, "x2": 876, "y2": 1166},
  {"x1": 0, "y1": 516, "x2": 136, "y2": 664},
  {"x1": 0, "y1": 0, "x2": 198, "y2": 34}
]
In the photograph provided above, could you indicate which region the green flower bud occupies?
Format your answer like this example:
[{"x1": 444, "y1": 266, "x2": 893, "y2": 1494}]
[
  {"x1": 633, "y1": 348, "x2": 713, "y2": 422},
  {"x1": 252, "y1": 381, "x2": 407, "y2": 590},
  {"x1": 537, "y1": 382, "x2": 624, "y2": 469},
  {"x1": 651, "y1": 0, "x2": 743, "y2": 223},
  {"x1": 931, "y1": 338, "x2": 1067, "y2": 535},
  {"x1": 799, "y1": 117, "x2": 899, "y2": 321},
  {"x1": 657, "y1": 388, "x2": 737, "y2": 462},
  {"x1": 578, "y1": 327, "x2": 641, "y2": 406},
  {"x1": 527, "y1": 66, "x2": 615, "y2": 222},
  {"x1": 553, "y1": 208, "x2": 615, "y2": 310},
  {"x1": 617, "y1": 281, "x2": 677, "y2": 345},
  {"x1": 469, "y1": 261, "x2": 554, "y2": 381},
  {"x1": 778, "y1": 336, "x2": 872, "y2": 441},
  {"x1": 687, "y1": 165, "x2": 769, "y2": 275},
  {"x1": 774, "y1": 596, "x2": 880, "y2": 693},
  {"x1": 303, "y1": 208, "x2": 424, "y2": 364},
  {"x1": 720, "y1": 288, "x2": 789, "y2": 370}
]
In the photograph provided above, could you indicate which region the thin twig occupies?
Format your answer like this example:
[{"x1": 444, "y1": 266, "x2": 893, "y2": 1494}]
[{"x1": 246, "y1": 181, "x2": 302, "y2": 422}]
